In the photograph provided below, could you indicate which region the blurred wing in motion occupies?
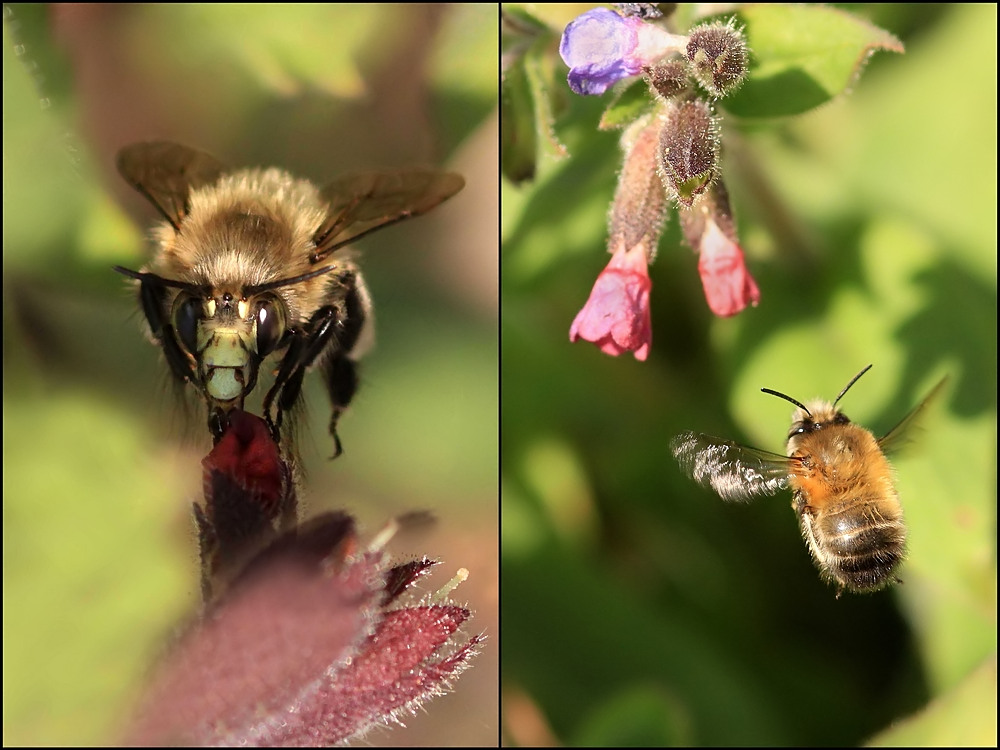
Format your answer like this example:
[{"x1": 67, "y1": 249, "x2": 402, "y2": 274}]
[
  {"x1": 671, "y1": 431, "x2": 793, "y2": 502},
  {"x1": 878, "y1": 376, "x2": 949, "y2": 457}
]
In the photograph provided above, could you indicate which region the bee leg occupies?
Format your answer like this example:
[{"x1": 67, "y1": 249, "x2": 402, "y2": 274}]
[
  {"x1": 315, "y1": 273, "x2": 367, "y2": 458},
  {"x1": 263, "y1": 270, "x2": 368, "y2": 457},
  {"x1": 320, "y1": 355, "x2": 359, "y2": 459},
  {"x1": 264, "y1": 333, "x2": 306, "y2": 439},
  {"x1": 263, "y1": 306, "x2": 342, "y2": 447}
]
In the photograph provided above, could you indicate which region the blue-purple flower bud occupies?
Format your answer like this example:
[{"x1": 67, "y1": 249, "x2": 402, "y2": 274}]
[{"x1": 560, "y1": 7, "x2": 688, "y2": 96}]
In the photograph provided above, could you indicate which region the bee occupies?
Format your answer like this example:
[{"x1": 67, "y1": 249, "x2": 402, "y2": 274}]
[
  {"x1": 671, "y1": 365, "x2": 947, "y2": 595},
  {"x1": 114, "y1": 141, "x2": 464, "y2": 457}
]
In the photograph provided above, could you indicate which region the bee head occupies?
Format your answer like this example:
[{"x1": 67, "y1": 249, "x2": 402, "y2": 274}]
[
  {"x1": 785, "y1": 401, "x2": 851, "y2": 438},
  {"x1": 761, "y1": 365, "x2": 871, "y2": 444}
]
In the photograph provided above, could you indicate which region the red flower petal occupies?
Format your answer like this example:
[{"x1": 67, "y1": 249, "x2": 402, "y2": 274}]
[
  {"x1": 570, "y1": 244, "x2": 652, "y2": 360},
  {"x1": 696, "y1": 218, "x2": 760, "y2": 317},
  {"x1": 124, "y1": 524, "x2": 383, "y2": 746},
  {"x1": 267, "y1": 606, "x2": 482, "y2": 745}
]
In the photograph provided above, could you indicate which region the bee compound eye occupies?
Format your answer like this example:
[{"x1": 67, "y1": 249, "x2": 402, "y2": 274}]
[
  {"x1": 789, "y1": 420, "x2": 818, "y2": 438},
  {"x1": 254, "y1": 297, "x2": 287, "y2": 357},
  {"x1": 172, "y1": 293, "x2": 202, "y2": 356}
]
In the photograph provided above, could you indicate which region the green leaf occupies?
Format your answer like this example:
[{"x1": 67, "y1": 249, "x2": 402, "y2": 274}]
[
  {"x1": 599, "y1": 77, "x2": 656, "y2": 131},
  {"x1": 574, "y1": 683, "x2": 694, "y2": 746},
  {"x1": 865, "y1": 655, "x2": 997, "y2": 747},
  {"x1": 502, "y1": 5, "x2": 549, "y2": 69},
  {"x1": 722, "y1": 5, "x2": 904, "y2": 119},
  {"x1": 501, "y1": 7, "x2": 567, "y2": 183},
  {"x1": 2, "y1": 5, "x2": 75, "y2": 109},
  {"x1": 502, "y1": 58, "x2": 540, "y2": 183}
]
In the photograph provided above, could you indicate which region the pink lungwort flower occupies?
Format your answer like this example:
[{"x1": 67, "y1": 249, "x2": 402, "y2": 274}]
[
  {"x1": 570, "y1": 243, "x2": 652, "y2": 361},
  {"x1": 680, "y1": 181, "x2": 760, "y2": 317},
  {"x1": 696, "y1": 217, "x2": 760, "y2": 317},
  {"x1": 559, "y1": 7, "x2": 688, "y2": 95}
]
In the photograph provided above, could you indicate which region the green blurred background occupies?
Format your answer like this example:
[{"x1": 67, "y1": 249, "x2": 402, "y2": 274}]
[
  {"x1": 3, "y1": 4, "x2": 496, "y2": 745},
  {"x1": 503, "y1": 3, "x2": 995, "y2": 746}
]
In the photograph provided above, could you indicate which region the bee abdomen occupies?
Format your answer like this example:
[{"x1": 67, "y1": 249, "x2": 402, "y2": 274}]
[{"x1": 813, "y1": 503, "x2": 906, "y2": 592}]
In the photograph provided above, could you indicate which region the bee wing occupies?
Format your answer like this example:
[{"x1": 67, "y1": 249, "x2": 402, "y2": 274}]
[
  {"x1": 878, "y1": 376, "x2": 948, "y2": 456},
  {"x1": 117, "y1": 141, "x2": 228, "y2": 231},
  {"x1": 671, "y1": 431, "x2": 792, "y2": 502},
  {"x1": 311, "y1": 169, "x2": 465, "y2": 263}
]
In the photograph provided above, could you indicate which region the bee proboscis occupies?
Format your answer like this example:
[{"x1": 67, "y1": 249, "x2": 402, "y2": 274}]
[
  {"x1": 671, "y1": 365, "x2": 947, "y2": 595},
  {"x1": 114, "y1": 141, "x2": 464, "y2": 457}
]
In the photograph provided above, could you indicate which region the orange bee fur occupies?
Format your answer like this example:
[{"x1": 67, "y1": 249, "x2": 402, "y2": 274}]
[{"x1": 673, "y1": 365, "x2": 946, "y2": 595}]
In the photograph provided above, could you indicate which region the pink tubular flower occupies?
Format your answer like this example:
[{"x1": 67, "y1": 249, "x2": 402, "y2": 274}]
[
  {"x1": 570, "y1": 243, "x2": 652, "y2": 360},
  {"x1": 680, "y1": 180, "x2": 759, "y2": 317},
  {"x1": 696, "y1": 218, "x2": 760, "y2": 317}
]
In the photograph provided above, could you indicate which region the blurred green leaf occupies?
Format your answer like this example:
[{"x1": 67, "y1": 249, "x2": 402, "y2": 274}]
[
  {"x1": 142, "y1": 4, "x2": 384, "y2": 97},
  {"x1": 501, "y1": 6, "x2": 567, "y2": 184},
  {"x1": 502, "y1": 55, "x2": 539, "y2": 183},
  {"x1": 600, "y1": 77, "x2": 655, "y2": 131},
  {"x1": 866, "y1": 655, "x2": 997, "y2": 747},
  {"x1": 723, "y1": 4, "x2": 904, "y2": 119},
  {"x1": 2, "y1": 4, "x2": 74, "y2": 106},
  {"x1": 574, "y1": 683, "x2": 693, "y2": 746},
  {"x1": 2, "y1": 391, "x2": 193, "y2": 746},
  {"x1": 502, "y1": 5, "x2": 549, "y2": 66}
]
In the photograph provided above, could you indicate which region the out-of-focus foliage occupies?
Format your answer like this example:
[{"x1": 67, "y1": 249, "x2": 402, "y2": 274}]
[
  {"x1": 502, "y1": 3, "x2": 995, "y2": 746},
  {"x1": 867, "y1": 655, "x2": 996, "y2": 747},
  {"x1": 3, "y1": 4, "x2": 497, "y2": 746},
  {"x1": 501, "y1": 5, "x2": 568, "y2": 183},
  {"x1": 722, "y1": 4, "x2": 904, "y2": 119}
]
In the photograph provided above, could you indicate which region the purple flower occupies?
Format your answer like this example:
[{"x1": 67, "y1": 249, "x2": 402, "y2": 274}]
[{"x1": 559, "y1": 7, "x2": 687, "y2": 95}]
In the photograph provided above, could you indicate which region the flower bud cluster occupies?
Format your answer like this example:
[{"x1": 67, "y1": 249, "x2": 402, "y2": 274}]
[
  {"x1": 686, "y1": 20, "x2": 749, "y2": 98},
  {"x1": 561, "y1": 6, "x2": 759, "y2": 359},
  {"x1": 560, "y1": 8, "x2": 748, "y2": 101}
]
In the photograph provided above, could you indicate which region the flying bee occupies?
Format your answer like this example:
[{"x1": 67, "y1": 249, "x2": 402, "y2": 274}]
[
  {"x1": 114, "y1": 140, "x2": 464, "y2": 457},
  {"x1": 671, "y1": 365, "x2": 947, "y2": 595}
]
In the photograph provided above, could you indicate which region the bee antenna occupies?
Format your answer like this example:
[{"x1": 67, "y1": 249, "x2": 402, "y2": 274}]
[
  {"x1": 833, "y1": 364, "x2": 873, "y2": 407},
  {"x1": 246, "y1": 265, "x2": 338, "y2": 294},
  {"x1": 112, "y1": 265, "x2": 204, "y2": 293},
  {"x1": 761, "y1": 387, "x2": 811, "y2": 415}
]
